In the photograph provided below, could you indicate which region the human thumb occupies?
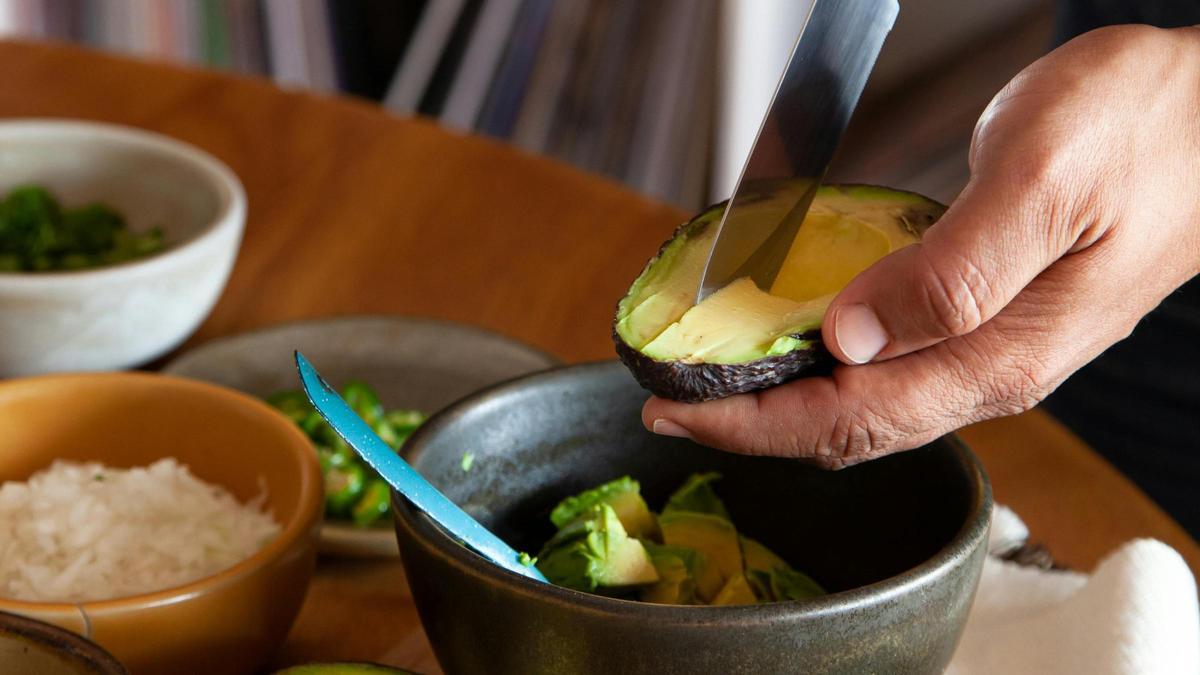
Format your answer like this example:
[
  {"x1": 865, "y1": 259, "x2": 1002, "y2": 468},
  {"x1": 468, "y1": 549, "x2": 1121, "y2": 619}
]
[{"x1": 821, "y1": 178, "x2": 1068, "y2": 364}]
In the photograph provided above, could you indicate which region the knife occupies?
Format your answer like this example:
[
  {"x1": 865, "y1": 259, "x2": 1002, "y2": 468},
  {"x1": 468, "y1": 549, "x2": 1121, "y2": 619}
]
[
  {"x1": 697, "y1": 0, "x2": 899, "y2": 302},
  {"x1": 294, "y1": 351, "x2": 548, "y2": 583}
]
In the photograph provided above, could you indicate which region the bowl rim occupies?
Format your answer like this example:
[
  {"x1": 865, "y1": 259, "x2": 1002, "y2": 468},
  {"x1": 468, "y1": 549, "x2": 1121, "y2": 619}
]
[
  {"x1": 395, "y1": 360, "x2": 993, "y2": 623},
  {"x1": 163, "y1": 314, "x2": 563, "y2": 380},
  {"x1": 162, "y1": 314, "x2": 562, "y2": 558},
  {"x1": 0, "y1": 371, "x2": 323, "y2": 615},
  {"x1": 0, "y1": 118, "x2": 246, "y2": 284},
  {"x1": 0, "y1": 609, "x2": 129, "y2": 674}
]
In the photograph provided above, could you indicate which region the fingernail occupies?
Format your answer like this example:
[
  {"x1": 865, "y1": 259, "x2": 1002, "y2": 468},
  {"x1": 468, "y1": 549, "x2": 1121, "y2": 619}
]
[
  {"x1": 652, "y1": 418, "x2": 692, "y2": 440},
  {"x1": 834, "y1": 304, "x2": 888, "y2": 364}
]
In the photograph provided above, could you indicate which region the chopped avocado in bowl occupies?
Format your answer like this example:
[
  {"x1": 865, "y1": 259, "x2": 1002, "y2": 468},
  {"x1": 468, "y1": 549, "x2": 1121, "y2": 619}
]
[
  {"x1": 535, "y1": 474, "x2": 823, "y2": 605},
  {"x1": 614, "y1": 185, "x2": 946, "y2": 402}
]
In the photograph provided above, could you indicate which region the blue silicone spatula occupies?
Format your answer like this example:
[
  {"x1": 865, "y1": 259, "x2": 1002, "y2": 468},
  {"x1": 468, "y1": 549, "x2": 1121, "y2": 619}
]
[{"x1": 294, "y1": 351, "x2": 547, "y2": 582}]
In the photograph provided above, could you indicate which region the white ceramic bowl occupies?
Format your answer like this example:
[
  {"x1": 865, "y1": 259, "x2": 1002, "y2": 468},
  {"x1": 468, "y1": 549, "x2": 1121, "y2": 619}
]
[{"x1": 0, "y1": 120, "x2": 246, "y2": 376}]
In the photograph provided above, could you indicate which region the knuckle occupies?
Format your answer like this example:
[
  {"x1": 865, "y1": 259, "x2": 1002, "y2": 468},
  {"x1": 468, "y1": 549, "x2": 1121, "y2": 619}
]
[
  {"x1": 988, "y1": 361, "x2": 1050, "y2": 415},
  {"x1": 822, "y1": 406, "x2": 894, "y2": 465},
  {"x1": 968, "y1": 337, "x2": 1055, "y2": 415},
  {"x1": 1017, "y1": 146, "x2": 1071, "y2": 196},
  {"x1": 1072, "y1": 25, "x2": 1170, "y2": 65},
  {"x1": 1007, "y1": 135, "x2": 1089, "y2": 220},
  {"x1": 918, "y1": 249, "x2": 991, "y2": 338},
  {"x1": 942, "y1": 333, "x2": 1050, "y2": 417},
  {"x1": 826, "y1": 411, "x2": 870, "y2": 460}
]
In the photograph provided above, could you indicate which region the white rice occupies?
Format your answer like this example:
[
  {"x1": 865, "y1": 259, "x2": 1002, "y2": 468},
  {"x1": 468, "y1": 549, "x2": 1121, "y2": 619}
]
[{"x1": 0, "y1": 458, "x2": 280, "y2": 603}]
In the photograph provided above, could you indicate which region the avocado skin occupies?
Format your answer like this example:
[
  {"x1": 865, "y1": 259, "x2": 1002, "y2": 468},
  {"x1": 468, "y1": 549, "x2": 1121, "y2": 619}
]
[
  {"x1": 614, "y1": 328, "x2": 832, "y2": 403},
  {"x1": 610, "y1": 210, "x2": 829, "y2": 403},
  {"x1": 613, "y1": 185, "x2": 944, "y2": 403}
]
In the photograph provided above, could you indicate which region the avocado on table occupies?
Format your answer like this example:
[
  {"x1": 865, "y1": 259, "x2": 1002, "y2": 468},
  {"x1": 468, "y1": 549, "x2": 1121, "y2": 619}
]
[
  {"x1": 614, "y1": 185, "x2": 946, "y2": 402},
  {"x1": 536, "y1": 502, "x2": 659, "y2": 592},
  {"x1": 657, "y1": 471, "x2": 742, "y2": 599}
]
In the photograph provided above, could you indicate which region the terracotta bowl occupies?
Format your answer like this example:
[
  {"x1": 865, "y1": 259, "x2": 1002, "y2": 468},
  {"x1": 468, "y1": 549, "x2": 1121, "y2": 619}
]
[
  {"x1": 0, "y1": 373, "x2": 323, "y2": 675},
  {"x1": 395, "y1": 361, "x2": 992, "y2": 674}
]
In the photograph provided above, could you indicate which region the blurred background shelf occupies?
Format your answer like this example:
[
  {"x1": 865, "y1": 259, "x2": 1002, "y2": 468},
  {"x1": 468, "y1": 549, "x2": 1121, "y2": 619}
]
[{"x1": 0, "y1": 0, "x2": 1051, "y2": 209}]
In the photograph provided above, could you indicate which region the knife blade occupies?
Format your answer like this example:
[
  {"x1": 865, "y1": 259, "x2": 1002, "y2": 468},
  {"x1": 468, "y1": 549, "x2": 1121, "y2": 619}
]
[{"x1": 696, "y1": 0, "x2": 899, "y2": 302}]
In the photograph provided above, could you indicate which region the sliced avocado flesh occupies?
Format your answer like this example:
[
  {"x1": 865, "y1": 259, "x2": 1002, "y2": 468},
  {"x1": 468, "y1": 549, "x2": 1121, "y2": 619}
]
[
  {"x1": 615, "y1": 207, "x2": 720, "y2": 350},
  {"x1": 614, "y1": 185, "x2": 945, "y2": 401},
  {"x1": 712, "y1": 573, "x2": 758, "y2": 606},
  {"x1": 640, "y1": 545, "x2": 698, "y2": 605},
  {"x1": 740, "y1": 536, "x2": 789, "y2": 574},
  {"x1": 771, "y1": 566, "x2": 826, "y2": 601},
  {"x1": 641, "y1": 540, "x2": 722, "y2": 603},
  {"x1": 641, "y1": 555, "x2": 692, "y2": 604},
  {"x1": 597, "y1": 534, "x2": 658, "y2": 588},
  {"x1": 769, "y1": 211, "x2": 892, "y2": 302},
  {"x1": 658, "y1": 511, "x2": 742, "y2": 585},
  {"x1": 536, "y1": 503, "x2": 658, "y2": 592},
  {"x1": 549, "y1": 476, "x2": 657, "y2": 539},
  {"x1": 641, "y1": 278, "x2": 825, "y2": 365},
  {"x1": 740, "y1": 535, "x2": 826, "y2": 601},
  {"x1": 663, "y1": 472, "x2": 731, "y2": 520},
  {"x1": 746, "y1": 568, "x2": 776, "y2": 602}
]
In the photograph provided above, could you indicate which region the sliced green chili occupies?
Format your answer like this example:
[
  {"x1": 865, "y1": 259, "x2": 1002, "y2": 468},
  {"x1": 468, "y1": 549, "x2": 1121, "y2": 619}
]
[
  {"x1": 352, "y1": 479, "x2": 392, "y2": 527},
  {"x1": 324, "y1": 463, "x2": 366, "y2": 517}
]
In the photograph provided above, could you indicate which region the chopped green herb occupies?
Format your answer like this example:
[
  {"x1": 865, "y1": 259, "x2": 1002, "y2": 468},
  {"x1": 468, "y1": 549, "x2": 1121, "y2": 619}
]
[
  {"x1": 460, "y1": 452, "x2": 475, "y2": 472},
  {"x1": 0, "y1": 185, "x2": 165, "y2": 272}
]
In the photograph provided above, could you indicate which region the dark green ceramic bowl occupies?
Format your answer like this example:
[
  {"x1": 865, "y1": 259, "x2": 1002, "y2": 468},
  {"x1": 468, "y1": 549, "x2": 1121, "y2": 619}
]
[{"x1": 394, "y1": 361, "x2": 991, "y2": 674}]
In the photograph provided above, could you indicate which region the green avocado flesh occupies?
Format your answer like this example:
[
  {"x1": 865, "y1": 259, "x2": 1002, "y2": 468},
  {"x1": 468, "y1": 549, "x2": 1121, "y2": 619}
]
[
  {"x1": 549, "y1": 475, "x2": 657, "y2": 539},
  {"x1": 640, "y1": 278, "x2": 824, "y2": 364},
  {"x1": 536, "y1": 502, "x2": 658, "y2": 592},
  {"x1": 614, "y1": 185, "x2": 945, "y2": 402},
  {"x1": 535, "y1": 474, "x2": 825, "y2": 605}
]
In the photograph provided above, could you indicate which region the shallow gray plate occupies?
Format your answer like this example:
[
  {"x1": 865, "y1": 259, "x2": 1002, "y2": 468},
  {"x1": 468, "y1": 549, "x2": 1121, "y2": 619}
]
[{"x1": 164, "y1": 316, "x2": 559, "y2": 557}]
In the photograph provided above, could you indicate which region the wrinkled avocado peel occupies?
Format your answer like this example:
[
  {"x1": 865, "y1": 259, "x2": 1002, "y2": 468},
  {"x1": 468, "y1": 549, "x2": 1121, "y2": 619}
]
[{"x1": 614, "y1": 185, "x2": 945, "y2": 402}]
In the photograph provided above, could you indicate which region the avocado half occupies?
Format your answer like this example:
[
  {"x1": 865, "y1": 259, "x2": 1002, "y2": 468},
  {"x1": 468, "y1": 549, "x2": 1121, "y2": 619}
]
[{"x1": 613, "y1": 185, "x2": 945, "y2": 402}]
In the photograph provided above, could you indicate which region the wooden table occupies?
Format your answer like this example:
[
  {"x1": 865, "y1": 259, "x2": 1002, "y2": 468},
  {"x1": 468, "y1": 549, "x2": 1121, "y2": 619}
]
[{"x1": 2, "y1": 41, "x2": 1196, "y2": 674}]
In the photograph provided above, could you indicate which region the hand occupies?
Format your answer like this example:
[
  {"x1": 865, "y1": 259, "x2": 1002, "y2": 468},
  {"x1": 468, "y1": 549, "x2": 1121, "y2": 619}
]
[{"x1": 644, "y1": 25, "x2": 1200, "y2": 468}]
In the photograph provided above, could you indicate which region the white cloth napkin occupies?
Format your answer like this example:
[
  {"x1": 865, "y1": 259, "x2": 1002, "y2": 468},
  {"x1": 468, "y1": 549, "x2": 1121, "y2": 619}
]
[{"x1": 947, "y1": 506, "x2": 1200, "y2": 675}]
